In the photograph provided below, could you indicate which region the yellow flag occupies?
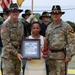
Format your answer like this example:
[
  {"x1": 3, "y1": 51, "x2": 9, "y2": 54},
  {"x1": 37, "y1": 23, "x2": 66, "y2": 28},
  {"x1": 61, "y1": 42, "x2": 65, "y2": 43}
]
[{"x1": 17, "y1": 0, "x2": 24, "y2": 7}]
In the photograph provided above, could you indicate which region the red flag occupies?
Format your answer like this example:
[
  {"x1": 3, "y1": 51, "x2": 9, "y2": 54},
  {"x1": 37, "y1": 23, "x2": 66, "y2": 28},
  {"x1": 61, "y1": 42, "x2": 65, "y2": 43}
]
[{"x1": 1, "y1": 0, "x2": 12, "y2": 9}]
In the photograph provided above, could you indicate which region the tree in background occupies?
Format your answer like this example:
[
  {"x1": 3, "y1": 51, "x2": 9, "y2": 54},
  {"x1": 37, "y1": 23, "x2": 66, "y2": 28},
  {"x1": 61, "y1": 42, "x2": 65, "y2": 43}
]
[{"x1": 67, "y1": 21, "x2": 75, "y2": 32}]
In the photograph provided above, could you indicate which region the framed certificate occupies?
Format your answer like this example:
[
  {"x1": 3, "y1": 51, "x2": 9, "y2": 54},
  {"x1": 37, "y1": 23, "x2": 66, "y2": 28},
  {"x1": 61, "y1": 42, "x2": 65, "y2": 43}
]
[{"x1": 21, "y1": 39, "x2": 41, "y2": 59}]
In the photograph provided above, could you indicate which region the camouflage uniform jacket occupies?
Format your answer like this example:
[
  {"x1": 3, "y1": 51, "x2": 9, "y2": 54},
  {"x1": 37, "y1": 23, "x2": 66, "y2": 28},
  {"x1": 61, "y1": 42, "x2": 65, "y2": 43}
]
[
  {"x1": 1, "y1": 18, "x2": 24, "y2": 59},
  {"x1": 46, "y1": 20, "x2": 75, "y2": 59}
]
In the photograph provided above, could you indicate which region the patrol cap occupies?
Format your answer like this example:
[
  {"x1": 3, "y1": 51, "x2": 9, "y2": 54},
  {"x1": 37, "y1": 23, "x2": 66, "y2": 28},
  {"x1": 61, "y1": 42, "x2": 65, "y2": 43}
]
[
  {"x1": 22, "y1": 9, "x2": 32, "y2": 18},
  {"x1": 50, "y1": 5, "x2": 65, "y2": 14},
  {"x1": 39, "y1": 11, "x2": 51, "y2": 20},
  {"x1": 0, "y1": 8, "x2": 9, "y2": 17},
  {"x1": 9, "y1": 3, "x2": 23, "y2": 13}
]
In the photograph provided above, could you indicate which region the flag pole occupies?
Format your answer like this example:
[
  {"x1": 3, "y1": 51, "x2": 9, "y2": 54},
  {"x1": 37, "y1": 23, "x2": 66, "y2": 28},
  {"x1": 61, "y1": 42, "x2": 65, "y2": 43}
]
[{"x1": 32, "y1": 0, "x2": 33, "y2": 14}]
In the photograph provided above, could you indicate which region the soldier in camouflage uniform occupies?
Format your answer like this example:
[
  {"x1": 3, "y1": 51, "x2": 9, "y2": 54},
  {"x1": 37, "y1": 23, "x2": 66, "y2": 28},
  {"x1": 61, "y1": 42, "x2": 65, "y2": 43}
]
[
  {"x1": 0, "y1": 8, "x2": 10, "y2": 53},
  {"x1": 0, "y1": 3, "x2": 24, "y2": 75},
  {"x1": 45, "y1": 5, "x2": 75, "y2": 75}
]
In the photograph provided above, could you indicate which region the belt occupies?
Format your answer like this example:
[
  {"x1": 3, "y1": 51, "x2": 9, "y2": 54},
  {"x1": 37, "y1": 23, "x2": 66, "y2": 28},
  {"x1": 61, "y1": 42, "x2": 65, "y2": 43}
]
[{"x1": 51, "y1": 48, "x2": 64, "y2": 53}]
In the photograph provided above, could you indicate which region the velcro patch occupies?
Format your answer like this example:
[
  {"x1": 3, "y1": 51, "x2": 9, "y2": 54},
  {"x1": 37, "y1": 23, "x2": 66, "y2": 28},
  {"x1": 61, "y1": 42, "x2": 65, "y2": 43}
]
[{"x1": 1, "y1": 29, "x2": 6, "y2": 33}]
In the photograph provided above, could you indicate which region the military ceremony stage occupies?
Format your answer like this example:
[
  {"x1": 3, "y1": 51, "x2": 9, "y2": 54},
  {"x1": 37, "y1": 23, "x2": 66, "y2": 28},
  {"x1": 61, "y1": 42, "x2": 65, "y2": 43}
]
[{"x1": 0, "y1": 55, "x2": 75, "y2": 75}]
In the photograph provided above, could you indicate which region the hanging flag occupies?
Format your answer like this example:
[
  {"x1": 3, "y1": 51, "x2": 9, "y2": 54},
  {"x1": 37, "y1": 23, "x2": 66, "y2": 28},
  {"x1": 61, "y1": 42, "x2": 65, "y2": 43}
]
[
  {"x1": 17, "y1": 0, "x2": 24, "y2": 7},
  {"x1": 1, "y1": 0, "x2": 12, "y2": 9}
]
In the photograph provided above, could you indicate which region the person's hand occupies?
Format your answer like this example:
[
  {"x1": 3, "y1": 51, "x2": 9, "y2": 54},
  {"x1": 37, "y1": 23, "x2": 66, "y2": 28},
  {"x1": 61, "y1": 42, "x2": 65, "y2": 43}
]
[
  {"x1": 16, "y1": 53, "x2": 23, "y2": 61},
  {"x1": 26, "y1": 57, "x2": 31, "y2": 61},
  {"x1": 26, "y1": 14, "x2": 34, "y2": 23},
  {"x1": 42, "y1": 55, "x2": 48, "y2": 59},
  {"x1": 65, "y1": 58, "x2": 71, "y2": 63},
  {"x1": 41, "y1": 47, "x2": 49, "y2": 55},
  {"x1": 29, "y1": 14, "x2": 34, "y2": 19}
]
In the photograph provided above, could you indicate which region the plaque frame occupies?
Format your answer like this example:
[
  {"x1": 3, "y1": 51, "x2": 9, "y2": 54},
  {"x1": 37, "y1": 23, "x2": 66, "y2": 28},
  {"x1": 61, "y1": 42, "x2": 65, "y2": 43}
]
[{"x1": 21, "y1": 39, "x2": 40, "y2": 59}]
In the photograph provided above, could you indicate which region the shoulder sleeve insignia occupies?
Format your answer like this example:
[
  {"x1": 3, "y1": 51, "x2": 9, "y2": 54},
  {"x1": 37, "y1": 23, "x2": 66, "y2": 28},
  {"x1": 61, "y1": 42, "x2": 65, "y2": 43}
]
[
  {"x1": 1, "y1": 29, "x2": 6, "y2": 33},
  {"x1": 68, "y1": 28, "x2": 74, "y2": 36}
]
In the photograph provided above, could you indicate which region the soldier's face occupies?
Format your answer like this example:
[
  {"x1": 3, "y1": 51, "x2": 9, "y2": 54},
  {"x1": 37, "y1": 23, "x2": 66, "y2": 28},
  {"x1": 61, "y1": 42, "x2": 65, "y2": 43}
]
[
  {"x1": 10, "y1": 10, "x2": 20, "y2": 19},
  {"x1": 42, "y1": 17, "x2": 50, "y2": 22},
  {"x1": 24, "y1": 15, "x2": 30, "y2": 20},
  {"x1": 51, "y1": 13, "x2": 62, "y2": 21},
  {"x1": 3, "y1": 14, "x2": 9, "y2": 20}
]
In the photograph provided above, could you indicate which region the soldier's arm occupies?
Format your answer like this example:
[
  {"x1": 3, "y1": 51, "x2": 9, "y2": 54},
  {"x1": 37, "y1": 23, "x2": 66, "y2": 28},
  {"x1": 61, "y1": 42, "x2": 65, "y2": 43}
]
[
  {"x1": 1, "y1": 25, "x2": 18, "y2": 55},
  {"x1": 65, "y1": 24, "x2": 75, "y2": 60},
  {"x1": 44, "y1": 37, "x2": 48, "y2": 51},
  {"x1": 42, "y1": 37, "x2": 49, "y2": 56}
]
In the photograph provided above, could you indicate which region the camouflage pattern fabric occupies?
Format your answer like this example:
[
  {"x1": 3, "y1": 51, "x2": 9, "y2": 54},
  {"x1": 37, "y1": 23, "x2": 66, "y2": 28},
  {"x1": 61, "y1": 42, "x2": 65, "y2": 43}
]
[
  {"x1": 45, "y1": 20, "x2": 75, "y2": 75},
  {"x1": 2, "y1": 58, "x2": 21, "y2": 75},
  {"x1": 1, "y1": 18, "x2": 24, "y2": 59},
  {"x1": 0, "y1": 18, "x2": 24, "y2": 75}
]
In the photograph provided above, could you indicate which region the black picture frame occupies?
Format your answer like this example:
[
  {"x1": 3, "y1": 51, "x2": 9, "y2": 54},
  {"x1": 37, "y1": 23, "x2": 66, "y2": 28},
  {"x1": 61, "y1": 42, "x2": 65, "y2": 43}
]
[{"x1": 21, "y1": 39, "x2": 41, "y2": 59}]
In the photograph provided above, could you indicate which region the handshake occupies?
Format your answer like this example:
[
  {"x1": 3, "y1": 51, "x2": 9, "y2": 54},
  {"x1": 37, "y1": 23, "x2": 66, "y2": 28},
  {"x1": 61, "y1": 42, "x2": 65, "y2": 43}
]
[{"x1": 26, "y1": 14, "x2": 38, "y2": 23}]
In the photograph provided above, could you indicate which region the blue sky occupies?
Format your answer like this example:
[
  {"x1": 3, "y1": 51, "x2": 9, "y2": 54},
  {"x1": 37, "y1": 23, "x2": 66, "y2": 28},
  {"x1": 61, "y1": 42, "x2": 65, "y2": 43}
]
[{"x1": 0, "y1": 0, "x2": 75, "y2": 22}]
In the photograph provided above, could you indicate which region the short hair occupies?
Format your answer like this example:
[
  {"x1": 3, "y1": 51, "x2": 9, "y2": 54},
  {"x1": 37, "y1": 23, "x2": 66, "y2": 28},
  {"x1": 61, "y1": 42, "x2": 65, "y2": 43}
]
[{"x1": 31, "y1": 22, "x2": 41, "y2": 28}]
